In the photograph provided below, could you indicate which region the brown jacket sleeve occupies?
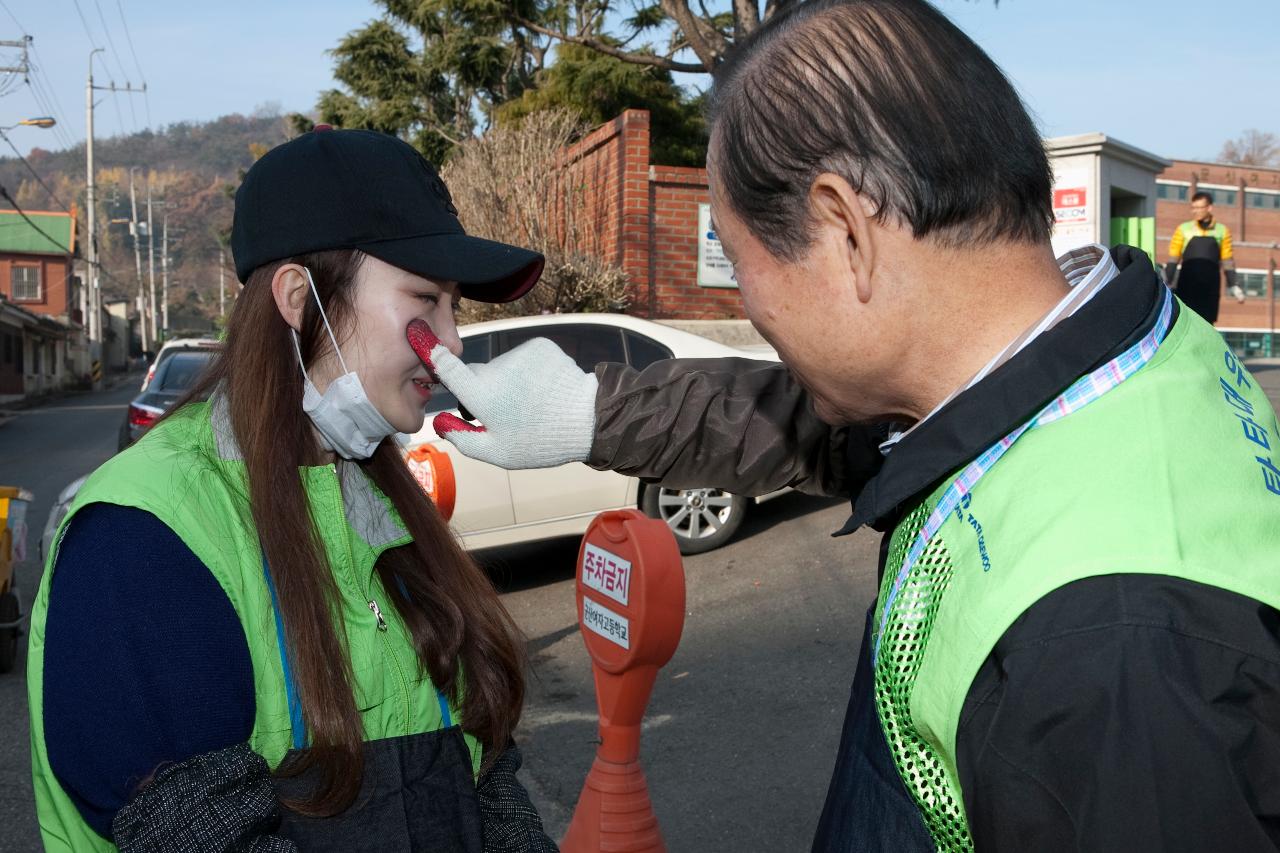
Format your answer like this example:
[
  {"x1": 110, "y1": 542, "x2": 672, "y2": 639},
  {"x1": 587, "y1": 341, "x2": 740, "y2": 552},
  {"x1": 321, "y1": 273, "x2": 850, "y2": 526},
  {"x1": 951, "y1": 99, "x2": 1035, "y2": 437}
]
[{"x1": 589, "y1": 357, "x2": 874, "y2": 498}]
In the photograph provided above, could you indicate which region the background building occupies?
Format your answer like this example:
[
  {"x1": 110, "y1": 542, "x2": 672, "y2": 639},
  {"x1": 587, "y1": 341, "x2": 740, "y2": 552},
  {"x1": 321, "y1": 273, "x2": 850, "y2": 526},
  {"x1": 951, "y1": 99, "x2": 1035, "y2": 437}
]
[{"x1": 0, "y1": 208, "x2": 82, "y2": 401}]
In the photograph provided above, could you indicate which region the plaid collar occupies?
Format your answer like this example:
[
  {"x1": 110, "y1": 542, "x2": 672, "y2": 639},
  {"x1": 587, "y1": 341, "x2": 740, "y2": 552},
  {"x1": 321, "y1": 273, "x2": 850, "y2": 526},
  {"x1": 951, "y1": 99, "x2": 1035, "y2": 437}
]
[{"x1": 837, "y1": 245, "x2": 1177, "y2": 537}]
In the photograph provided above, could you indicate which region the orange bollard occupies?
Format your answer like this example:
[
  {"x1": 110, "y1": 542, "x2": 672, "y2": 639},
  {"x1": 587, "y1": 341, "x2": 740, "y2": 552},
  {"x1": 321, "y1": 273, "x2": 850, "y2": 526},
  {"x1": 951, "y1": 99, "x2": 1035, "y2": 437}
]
[
  {"x1": 404, "y1": 443, "x2": 456, "y2": 521},
  {"x1": 561, "y1": 509, "x2": 686, "y2": 853}
]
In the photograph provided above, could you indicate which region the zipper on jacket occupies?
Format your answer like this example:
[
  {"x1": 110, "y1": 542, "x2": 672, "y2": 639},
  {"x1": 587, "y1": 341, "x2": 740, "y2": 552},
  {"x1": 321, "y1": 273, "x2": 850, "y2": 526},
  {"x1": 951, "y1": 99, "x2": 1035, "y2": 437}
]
[
  {"x1": 367, "y1": 598, "x2": 388, "y2": 632},
  {"x1": 332, "y1": 463, "x2": 414, "y2": 732}
]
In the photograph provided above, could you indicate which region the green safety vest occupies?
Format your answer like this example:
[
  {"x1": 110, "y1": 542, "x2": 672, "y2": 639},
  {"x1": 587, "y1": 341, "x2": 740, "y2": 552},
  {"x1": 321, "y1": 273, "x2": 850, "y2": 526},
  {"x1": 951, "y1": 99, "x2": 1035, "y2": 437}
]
[
  {"x1": 872, "y1": 300, "x2": 1280, "y2": 851},
  {"x1": 27, "y1": 397, "x2": 482, "y2": 853}
]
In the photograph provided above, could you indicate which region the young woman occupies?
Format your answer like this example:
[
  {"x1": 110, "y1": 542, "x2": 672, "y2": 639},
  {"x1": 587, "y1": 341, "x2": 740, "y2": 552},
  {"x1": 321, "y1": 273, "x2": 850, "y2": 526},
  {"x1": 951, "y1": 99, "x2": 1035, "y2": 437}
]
[{"x1": 28, "y1": 127, "x2": 556, "y2": 852}]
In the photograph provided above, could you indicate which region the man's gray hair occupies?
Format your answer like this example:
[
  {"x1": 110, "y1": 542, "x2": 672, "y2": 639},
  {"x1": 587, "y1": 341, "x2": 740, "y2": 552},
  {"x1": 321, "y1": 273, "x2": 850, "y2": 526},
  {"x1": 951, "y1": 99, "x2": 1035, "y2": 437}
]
[{"x1": 709, "y1": 0, "x2": 1054, "y2": 259}]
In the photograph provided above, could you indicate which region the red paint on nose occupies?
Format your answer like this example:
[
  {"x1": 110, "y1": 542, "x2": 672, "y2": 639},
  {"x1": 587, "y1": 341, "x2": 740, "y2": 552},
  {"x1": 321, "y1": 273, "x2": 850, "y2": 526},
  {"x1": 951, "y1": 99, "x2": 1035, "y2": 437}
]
[{"x1": 407, "y1": 319, "x2": 440, "y2": 366}]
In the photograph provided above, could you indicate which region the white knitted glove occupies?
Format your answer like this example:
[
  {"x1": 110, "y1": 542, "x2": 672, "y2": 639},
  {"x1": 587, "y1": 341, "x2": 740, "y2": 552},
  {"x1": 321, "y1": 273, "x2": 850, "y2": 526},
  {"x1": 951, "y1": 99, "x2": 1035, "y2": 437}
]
[{"x1": 406, "y1": 320, "x2": 598, "y2": 469}]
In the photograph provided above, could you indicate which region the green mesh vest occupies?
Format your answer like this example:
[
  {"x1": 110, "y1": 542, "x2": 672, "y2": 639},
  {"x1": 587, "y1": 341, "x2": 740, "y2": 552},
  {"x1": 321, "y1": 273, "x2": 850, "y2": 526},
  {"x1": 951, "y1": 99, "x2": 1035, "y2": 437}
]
[
  {"x1": 27, "y1": 398, "x2": 482, "y2": 853},
  {"x1": 871, "y1": 305, "x2": 1280, "y2": 851}
]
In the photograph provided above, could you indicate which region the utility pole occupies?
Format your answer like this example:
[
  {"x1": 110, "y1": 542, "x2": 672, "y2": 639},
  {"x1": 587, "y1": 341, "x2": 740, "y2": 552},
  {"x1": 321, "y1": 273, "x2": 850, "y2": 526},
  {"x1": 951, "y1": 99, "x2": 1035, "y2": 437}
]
[
  {"x1": 219, "y1": 243, "x2": 226, "y2": 317},
  {"x1": 0, "y1": 37, "x2": 31, "y2": 77},
  {"x1": 85, "y1": 48, "x2": 103, "y2": 370},
  {"x1": 146, "y1": 179, "x2": 157, "y2": 348},
  {"x1": 129, "y1": 167, "x2": 148, "y2": 351},
  {"x1": 85, "y1": 47, "x2": 146, "y2": 382},
  {"x1": 161, "y1": 205, "x2": 170, "y2": 340}
]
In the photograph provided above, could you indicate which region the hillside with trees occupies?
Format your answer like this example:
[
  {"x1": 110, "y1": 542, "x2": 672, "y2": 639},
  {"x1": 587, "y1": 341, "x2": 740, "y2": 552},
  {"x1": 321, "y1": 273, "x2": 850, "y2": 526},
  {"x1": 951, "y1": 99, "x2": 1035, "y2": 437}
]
[{"x1": 0, "y1": 109, "x2": 291, "y2": 335}]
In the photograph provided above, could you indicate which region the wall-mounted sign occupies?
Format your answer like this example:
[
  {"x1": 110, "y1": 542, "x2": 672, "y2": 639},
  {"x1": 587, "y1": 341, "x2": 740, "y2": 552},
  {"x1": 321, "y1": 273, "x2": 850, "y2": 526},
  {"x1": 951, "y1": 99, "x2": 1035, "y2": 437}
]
[
  {"x1": 697, "y1": 203, "x2": 737, "y2": 288},
  {"x1": 1050, "y1": 166, "x2": 1096, "y2": 257},
  {"x1": 1053, "y1": 187, "x2": 1088, "y2": 223}
]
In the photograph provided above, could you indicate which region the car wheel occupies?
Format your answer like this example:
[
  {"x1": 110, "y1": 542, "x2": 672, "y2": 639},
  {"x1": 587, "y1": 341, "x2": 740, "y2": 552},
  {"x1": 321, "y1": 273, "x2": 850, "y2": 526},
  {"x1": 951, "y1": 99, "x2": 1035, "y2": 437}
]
[
  {"x1": 0, "y1": 591, "x2": 19, "y2": 674},
  {"x1": 641, "y1": 485, "x2": 747, "y2": 555}
]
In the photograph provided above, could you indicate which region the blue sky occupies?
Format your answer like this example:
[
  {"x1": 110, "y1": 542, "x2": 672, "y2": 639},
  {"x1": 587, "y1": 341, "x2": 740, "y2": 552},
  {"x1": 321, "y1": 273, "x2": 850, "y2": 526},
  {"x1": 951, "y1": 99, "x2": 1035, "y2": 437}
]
[{"x1": 1, "y1": 0, "x2": 1276, "y2": 163}]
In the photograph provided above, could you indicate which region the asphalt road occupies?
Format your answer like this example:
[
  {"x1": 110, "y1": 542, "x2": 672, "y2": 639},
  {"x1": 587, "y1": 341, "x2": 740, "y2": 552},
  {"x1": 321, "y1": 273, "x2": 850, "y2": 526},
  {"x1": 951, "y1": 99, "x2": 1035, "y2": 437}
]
[
  {"x1": 0, "y1": 376, "x2": 138, "y2": 851},
  {"x1": 0, "y1": 361, "x2": 1277, "y2": 852},
  {"x1": 488, "y1": 497, "x2": 879, "y2": 852}
]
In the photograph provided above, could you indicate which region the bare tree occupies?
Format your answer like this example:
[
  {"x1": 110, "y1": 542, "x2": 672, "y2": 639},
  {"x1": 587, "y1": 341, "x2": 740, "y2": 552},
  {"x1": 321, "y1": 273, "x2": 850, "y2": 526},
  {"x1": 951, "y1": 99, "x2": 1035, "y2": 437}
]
[
  {"x1": 508, "y1": 0, "x2": 997, "y2": 74},
  {"x1": 1219, "y1": 129, "x2": 1280, "y2": 168},
  {"x1": 442, "y1": 108, "x2": 631, "y2": 320}
]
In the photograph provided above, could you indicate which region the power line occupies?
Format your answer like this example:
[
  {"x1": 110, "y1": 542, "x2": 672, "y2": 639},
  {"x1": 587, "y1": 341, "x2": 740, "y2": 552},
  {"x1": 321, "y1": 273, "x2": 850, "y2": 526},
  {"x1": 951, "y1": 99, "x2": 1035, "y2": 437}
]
[
  {"x1": 21, "y1": 54, "x2": 76, "y2": 149},
  {"x1": 0, "y1": 130, "x2": 70, "y2": 212},
  {"x1": 0, "y1": 1, "x2": 22, "y2": 33},
  {"x1": 89, "y1": 1, "x2": 138, "y2": 135},
  {"x1": 25, "y1": 63, "x2": 76, "y2": 150},
  {"x1": 91, "y1": 0, "x2": 130, "y2": 86},
  {"x1": 0, "y1": 8, "x2": 75, "y2": 151},
  {"x1": 0, "y1": 35, "x2": 29, "y2": 98},
  {"x1": 114, "y1": 0, "x2": 146, "y2": 90},
  {"x1": 70, "y1": 0, "x2": 99, "y2": 49}
]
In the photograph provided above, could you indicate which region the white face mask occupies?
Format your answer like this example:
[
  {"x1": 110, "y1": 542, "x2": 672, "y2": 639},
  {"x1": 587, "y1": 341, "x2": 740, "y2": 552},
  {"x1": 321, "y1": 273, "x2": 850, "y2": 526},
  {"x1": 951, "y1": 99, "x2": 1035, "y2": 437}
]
[{"x1": 290, "y1": 267, "x2": 396, "y2": 460}]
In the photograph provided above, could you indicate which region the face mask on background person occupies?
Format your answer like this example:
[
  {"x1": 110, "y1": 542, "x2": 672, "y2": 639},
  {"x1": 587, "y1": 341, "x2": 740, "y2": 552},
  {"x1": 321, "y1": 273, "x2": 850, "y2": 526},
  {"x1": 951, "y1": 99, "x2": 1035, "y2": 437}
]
[{"x1": 290, "y1": 267, "x2": 396, "y2": 460}]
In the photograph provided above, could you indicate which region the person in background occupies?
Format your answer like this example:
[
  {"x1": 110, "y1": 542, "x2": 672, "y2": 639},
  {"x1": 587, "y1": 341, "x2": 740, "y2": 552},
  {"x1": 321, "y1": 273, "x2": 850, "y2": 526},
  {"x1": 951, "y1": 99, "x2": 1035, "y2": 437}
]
[{"x1": 1166, "y1": 189, "x2": 1245, "y2": 322}]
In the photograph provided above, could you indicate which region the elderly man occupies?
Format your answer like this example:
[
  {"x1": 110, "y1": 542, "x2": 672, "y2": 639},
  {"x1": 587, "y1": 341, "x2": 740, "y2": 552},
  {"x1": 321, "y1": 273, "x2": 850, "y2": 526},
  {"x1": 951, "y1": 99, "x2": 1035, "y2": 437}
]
[{"x1": 411, "y1": 0, "x2": 1280, "y2": 849}]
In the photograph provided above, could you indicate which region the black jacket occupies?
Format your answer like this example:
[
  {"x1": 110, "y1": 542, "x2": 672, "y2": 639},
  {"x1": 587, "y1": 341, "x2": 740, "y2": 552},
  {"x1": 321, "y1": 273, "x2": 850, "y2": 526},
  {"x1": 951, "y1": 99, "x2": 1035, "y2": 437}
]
[{"x1": 588, "y1": 247, "x2": 1280, "y2": 852}]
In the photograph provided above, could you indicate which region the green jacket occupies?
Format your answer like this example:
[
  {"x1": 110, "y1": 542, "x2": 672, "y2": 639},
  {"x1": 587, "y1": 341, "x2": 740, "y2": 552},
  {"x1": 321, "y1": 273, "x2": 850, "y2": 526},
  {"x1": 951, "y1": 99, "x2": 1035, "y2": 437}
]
[
  {"x1": 28, "y1": 396, "x2": 481, "y2": 852},
  {"x1": 872, "y1": 294, "x2": 1280, "y2": 851}
]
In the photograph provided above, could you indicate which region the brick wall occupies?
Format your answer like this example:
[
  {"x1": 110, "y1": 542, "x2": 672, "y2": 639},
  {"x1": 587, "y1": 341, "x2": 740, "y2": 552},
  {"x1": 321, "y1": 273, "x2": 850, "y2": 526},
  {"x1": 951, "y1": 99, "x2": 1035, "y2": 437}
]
[
  {"x1": 0, "y1": 252, "x2": 73, "y2": 317},
  {"x1": 563, "y1": 110, "x2": 746, "y2": 321}
]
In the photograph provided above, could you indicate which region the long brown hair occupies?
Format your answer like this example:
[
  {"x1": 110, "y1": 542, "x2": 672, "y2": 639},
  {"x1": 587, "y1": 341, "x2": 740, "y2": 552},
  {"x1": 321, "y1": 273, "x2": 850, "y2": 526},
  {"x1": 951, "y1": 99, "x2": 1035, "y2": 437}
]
[{"x1": 173, "y1": 250, "x2": 525, "y2": 815}]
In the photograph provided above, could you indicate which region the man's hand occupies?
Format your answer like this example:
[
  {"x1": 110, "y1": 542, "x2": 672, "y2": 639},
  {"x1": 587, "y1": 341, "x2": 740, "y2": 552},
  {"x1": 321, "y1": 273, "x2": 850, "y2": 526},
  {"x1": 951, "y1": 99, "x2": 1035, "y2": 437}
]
[{"x1": 406, "y1": 320, "x2": 598, "y2": 469}]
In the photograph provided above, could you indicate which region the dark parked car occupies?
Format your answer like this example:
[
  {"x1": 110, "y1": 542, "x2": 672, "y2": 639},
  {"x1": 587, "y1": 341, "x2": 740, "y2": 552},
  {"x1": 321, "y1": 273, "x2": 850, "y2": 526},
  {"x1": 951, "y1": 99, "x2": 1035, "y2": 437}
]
[{"x1": 118, "y1": 348, "x2": 218, "y2": 450}]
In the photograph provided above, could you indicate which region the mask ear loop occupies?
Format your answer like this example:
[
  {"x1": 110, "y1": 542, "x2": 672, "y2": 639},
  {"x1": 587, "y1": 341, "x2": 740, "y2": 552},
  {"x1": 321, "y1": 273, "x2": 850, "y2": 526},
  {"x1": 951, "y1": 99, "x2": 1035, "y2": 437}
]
[
  {"x1": 289, "y1": 328, "x2": 309, "y2": 378},
  {"x1": 302, "y1": 266, "x2": 351, "y2": 376}
]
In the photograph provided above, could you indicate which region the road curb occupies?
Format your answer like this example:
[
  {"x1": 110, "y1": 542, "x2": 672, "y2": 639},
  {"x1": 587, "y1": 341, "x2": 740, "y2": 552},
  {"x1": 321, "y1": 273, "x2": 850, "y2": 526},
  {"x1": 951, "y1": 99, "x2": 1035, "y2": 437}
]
[{"x1": 0, "y1": 370, "x2": 144, "y2": 415}]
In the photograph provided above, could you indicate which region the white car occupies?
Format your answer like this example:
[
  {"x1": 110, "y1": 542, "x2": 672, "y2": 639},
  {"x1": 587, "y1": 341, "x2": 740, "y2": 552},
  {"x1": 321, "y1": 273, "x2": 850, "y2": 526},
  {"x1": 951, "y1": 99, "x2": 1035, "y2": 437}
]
[
  {"x1": 139, "y1": 337, "x2": 221, "y2": 392},
  {"x1": 401, "y1": 313, "x2": 786, "y2": 555}
]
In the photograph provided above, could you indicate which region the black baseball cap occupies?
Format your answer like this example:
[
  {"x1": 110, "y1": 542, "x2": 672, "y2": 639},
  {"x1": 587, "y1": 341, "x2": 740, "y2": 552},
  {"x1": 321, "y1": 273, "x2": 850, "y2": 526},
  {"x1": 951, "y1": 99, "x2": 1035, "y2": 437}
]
[{"x1": 231, "y1": 126, "x2": 544, "y2": 302}]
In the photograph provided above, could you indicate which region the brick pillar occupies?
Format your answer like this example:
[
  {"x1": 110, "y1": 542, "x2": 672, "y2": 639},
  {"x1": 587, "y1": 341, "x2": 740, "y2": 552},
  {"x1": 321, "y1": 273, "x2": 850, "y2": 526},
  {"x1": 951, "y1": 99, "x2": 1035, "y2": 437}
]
[{"x1": 616, "y1": 110, "x2": 652, "y2": 311}]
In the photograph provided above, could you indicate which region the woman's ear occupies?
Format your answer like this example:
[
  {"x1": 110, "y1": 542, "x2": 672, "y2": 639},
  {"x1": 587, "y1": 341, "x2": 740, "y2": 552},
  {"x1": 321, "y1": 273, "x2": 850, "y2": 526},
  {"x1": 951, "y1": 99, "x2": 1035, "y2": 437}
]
[{"x1": 271, "y1": 265, "x2": 310, "y2": 332}]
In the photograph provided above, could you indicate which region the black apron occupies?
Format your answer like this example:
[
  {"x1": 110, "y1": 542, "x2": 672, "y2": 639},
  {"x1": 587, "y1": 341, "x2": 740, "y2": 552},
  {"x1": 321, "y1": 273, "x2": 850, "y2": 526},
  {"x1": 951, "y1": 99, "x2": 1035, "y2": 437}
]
[
  {"x1": 263, "y1": 557, "x2": 483, "y2": 852},
  {"x1": 1176, "y1": 235, "x2": 1223, "y2": 324},
  {"x1": 275, "y1": 728, "x2": 484, "y2": 852}
]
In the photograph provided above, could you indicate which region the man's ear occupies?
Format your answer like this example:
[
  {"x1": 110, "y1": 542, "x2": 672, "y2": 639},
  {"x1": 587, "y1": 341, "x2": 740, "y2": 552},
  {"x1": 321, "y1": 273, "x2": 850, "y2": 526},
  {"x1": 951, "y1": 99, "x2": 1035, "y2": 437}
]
[
  {"x1": 809, "y1": 173, "x2": 877, "y2": 304},
  {"x1": 271, "y1": 265, "x2": 310, "y2": 332}
]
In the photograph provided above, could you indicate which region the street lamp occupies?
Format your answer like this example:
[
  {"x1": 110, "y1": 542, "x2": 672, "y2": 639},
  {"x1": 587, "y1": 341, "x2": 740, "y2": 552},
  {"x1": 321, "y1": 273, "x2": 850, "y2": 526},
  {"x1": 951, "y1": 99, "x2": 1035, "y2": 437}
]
[{"x1": 0, "y1": 117, "x2": 56, "y2": 132}]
